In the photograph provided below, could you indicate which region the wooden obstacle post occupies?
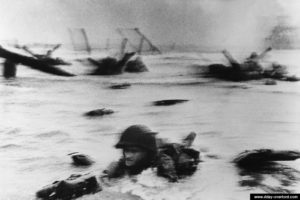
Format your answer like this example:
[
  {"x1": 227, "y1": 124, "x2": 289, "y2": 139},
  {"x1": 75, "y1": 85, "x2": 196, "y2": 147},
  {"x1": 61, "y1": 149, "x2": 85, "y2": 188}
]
[
  {"x1": 170, "y1": 43, "x2": 176, "y2": 51},
  {"x1": 81, "y1": 28, "x2": 92, "y2": 55},
  {"x1": 68, "y1": 28, "x2": 76, "y2": 52},
  {"x1": 68, "y1": 28, "x2": 91, "y2": 55},
  {"x1": 116, "y1": 28, "x2": 162, "y2": 54},
  {"x1": 116, "y1": 28, "x2": 139, "y2": 52},
  {"x1": 119, "y1": 38, "x2": 128, "y2": 59},
  {"x1": 105, "y1": 38, "x2": 110, "y2": 52},
  {"x1": 137, "y1": 37, "x2": 145, "y2": 55},
  {"x1": 134, "y1": 28, "x2": 161, "y2": 54},
  {"x1": 3, "y1": 59, "x2": 17, "y2": 78}
]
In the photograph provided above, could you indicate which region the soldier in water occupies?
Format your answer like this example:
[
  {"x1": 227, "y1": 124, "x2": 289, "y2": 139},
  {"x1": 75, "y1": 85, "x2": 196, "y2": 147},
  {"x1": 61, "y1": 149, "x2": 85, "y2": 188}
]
[
  {"x1": 36, "y1": 125, "x2": 200, "y2": 199},
  {"x1": 101, "y1": 124, "x2": 200, "y2": 182}
]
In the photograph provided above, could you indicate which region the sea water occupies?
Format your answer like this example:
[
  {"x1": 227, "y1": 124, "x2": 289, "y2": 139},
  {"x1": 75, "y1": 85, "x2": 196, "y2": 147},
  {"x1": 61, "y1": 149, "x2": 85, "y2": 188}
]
[{"x1": 0, "y1": 50, "x2": 300, "y2": 200}]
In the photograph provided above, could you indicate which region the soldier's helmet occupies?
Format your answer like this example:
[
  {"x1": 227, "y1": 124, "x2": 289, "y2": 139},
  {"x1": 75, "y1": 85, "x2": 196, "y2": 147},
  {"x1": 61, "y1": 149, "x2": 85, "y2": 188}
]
[{"x1": 115, "y1": 125, "x2": 158, "y2": 153}]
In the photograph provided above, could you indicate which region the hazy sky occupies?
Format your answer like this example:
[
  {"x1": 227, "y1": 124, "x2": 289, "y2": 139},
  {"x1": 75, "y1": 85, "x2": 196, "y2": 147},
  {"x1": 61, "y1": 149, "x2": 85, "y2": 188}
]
[{"x1": 0, "y1": 0, "x2": 299, "y2": 50}]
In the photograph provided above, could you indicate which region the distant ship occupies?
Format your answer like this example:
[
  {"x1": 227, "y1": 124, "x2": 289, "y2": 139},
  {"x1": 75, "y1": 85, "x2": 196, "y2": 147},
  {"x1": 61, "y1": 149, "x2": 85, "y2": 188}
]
[{"x1": 265, "y1": 16, "x2": 298, "y2": 49}]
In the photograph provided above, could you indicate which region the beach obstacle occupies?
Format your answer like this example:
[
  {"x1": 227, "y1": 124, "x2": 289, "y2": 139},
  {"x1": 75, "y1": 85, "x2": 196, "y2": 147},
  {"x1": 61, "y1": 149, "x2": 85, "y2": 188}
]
[
  {"x1": 116, "y1": 28, "x2": 161, "y2": 55},
  {"x1": 0, "y1": 46, "x2": 75, "y2": 77},
  {"x1": 3, "y1": 59, "x2": 17, "y2": 78}
]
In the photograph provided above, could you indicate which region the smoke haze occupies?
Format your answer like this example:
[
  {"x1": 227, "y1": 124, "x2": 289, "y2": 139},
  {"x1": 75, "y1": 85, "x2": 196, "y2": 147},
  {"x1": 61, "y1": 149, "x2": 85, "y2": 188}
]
[{"x1": 0, "y1": 0, "x2": 299, "y2": 51}]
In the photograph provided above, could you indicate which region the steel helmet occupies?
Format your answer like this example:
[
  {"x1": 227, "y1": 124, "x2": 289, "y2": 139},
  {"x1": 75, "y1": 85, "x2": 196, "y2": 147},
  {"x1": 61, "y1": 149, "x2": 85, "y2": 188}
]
[{"x1": 115, "y1": 125, "x2": 158, "y2": 153}]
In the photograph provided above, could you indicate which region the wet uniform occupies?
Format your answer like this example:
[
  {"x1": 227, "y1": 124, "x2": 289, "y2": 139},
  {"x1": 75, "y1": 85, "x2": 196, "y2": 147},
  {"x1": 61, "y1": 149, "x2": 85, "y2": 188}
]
[{"x1": 103, "y1": 143, "x2": 200, "y2": 182}]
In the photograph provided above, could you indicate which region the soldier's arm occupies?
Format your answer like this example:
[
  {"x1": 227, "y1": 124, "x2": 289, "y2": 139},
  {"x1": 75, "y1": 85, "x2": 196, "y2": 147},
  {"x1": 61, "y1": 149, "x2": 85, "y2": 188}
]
[{"x1": 156, "y1": 153, "x2": 178, "y2": 182}]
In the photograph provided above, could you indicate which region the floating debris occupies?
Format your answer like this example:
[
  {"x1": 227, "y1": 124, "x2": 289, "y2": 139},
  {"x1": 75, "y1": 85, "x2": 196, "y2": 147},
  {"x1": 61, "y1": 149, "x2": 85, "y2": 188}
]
[
  {"x1": 233, "y1": 149, "x2": 300, "y2": 167},
  {"x1": 152, "y1": 99, "x2": 189, "y2": 106},
  {"x1": 36, "y1": 173, "x2": 101, "y2": 200},
  {"x1": 205, "y1": 154, "x2": 221, "y2": 159},
  {"x1": 221, "y1": 85, "x2": 250, "y2": 89},
  {"x1": 109, "y1": 83, "x2": 131, "y2": 89},
  {"x1": 234, "y1": 149, "x2": 300, "y2": 193},
  {"x1": 84, "y1": 108, "x2": 114, "y2": 117},
  {"x1": 70, "y1": 153, "x2": 94, "y2": 166}
]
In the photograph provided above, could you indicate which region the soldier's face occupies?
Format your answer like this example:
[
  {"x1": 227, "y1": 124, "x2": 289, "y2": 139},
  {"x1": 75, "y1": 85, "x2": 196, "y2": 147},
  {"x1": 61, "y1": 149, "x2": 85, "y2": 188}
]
[{"x1": 123, "y1": 147, "x2": 147, "y2": 167}]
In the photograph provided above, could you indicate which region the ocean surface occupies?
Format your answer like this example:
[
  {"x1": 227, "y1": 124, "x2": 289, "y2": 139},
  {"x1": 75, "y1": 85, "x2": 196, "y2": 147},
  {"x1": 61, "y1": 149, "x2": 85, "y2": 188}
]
[{"x1": 1, "y1": 49, "x2": 300, "y2": 200}]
